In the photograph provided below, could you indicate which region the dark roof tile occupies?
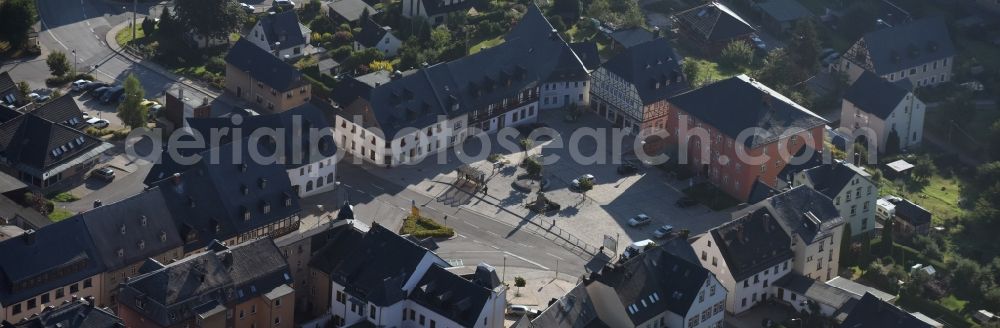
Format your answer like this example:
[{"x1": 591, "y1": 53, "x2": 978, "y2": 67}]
[
  {"x1": 258, "y1": 11, "x2": 307, "y2": 50},
  {"x1": 674, "y1": 2, "x2": 755, "y2": 43},
  {"x1": 844, "y1": 71, "x2": 910, "y2": 120},
  {"x1": 225, "y1": 38, "x2": 306, "y2": 91},
  {"x1": 856, "y1": 17, "x2": 955, "y2": 75}
]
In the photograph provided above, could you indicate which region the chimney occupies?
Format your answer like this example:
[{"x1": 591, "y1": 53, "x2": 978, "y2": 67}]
[
  {"x1": 653, "y1": 26, "x2": 661, "y2": 38},
  {"x1": 22, "y1": 229, "x2": 35, "y2": 245},
  {"x1": 221, "y1": 250, "x2": 234, "y2": 267},
  {"x1": 178, "y1": 88, "x2": 184, "y2": 103}
]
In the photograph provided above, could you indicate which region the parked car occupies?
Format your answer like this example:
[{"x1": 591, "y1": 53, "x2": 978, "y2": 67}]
[
  {"x1": 652, "y1": 224, "x2": 674, "y2": 239},
  {"x1": 91, "y1": 86, "x2": 112, "y2": 97},
  {"x1": 627, "y1": 213, "x2": 652, "y2": 227},
  {"x1": 617, "y1": 161, "x2": 639, "y2": 175},
  {"x1": 570, "y1": 174, "x2": 595, "y2": 189},
  {"x1": 239, "y1": 2, "x2": 254, "y2": 13},
  {"x1": 623, "y1": 239, "x2": 656, "y2": 258},
  {"x1": 272, "y1": 0, "x2": 295, "y2": 10},
  {"x1": 750, "y1": 34, "x2": 766, "y2": 50},
  {"x1": 86, "y1": 117, "x2": 110, "y2": 129},
  {"x1": 28, "y1": 93, "x2": 50, "y2": 102},
  {"x1": 675, "y1": 196, "x2": 698, "y2": 208},
  {"x1": 507, "y1": 305, "x2": 536, "y2": 317},
  {"x1": 92, "y1": 167, "x2": 115, "y2": 182},
  {"x1": 101, "y1": 86, "x2": 125, "y2": 103},
  {"x1": 71, "y1": 79, "x2": 92, "y2": 91},
  {"x1": 83, "y1": 82, "x2": 109, "y2": 92}
]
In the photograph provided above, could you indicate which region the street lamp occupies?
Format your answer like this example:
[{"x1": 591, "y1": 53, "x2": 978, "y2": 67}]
[{"x1": 71, "y1": 50, "x2": 77, "y2": 74}]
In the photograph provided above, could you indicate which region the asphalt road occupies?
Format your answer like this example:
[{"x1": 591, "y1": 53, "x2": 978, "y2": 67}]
[{"x1": 321, "y1": 163, "x2": 610, "y2": 278}]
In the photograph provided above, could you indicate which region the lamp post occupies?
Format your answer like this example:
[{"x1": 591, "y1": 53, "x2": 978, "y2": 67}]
[
  {"x1": 131, "y1": 0, "x2": 138, "y2": 42},
  {"x1": 71, "y1": 50, "x2": 77, "y2": 74}
]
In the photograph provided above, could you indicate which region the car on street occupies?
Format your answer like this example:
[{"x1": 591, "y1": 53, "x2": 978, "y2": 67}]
[
  {"x1": 652, "y1": 224, "x2": 674, "y2": 239},
  {"x1": 750, "y1": 34, "x2": 766, "y2": 50},
  {"x1": 623, "y1": 239, "x2": 656, "y2": 258},
  {"x1": 272, "y1": 0, "x2": 295, "y2": 10},
  {"x1": 570, "y1": 174, "x2": 595, "y2": 189},
  {"x1": 71, "y1": 79, "x2": 92, "y2": 92},
  {"x1": 86, "y1": 117, "x2": 110, "y2": 129},
  {"x1": 83, "y1": 82, "x2": 109, "y2": 92},
  {"x1": 239, "y1": 2, "x2": 254, "y2": 13},
  {"x1": 675, "y1": 196, "x2": 698, "y2": 208},
  {"x1": 28, "y1": 93, "x2": 51, "y2": 103},
  {"x1": 92, "y1": 166, "x2": 115, "y2": 182},
  {"x1": 617, "y1": 161, "x2": 639, "y2": 175},
  {"x1": 101, "y1": 86, "x2": 125, "y2": 103},
  {"x1": 627, "y1": 213, "x2": 652, "y2": 227},
  {"x1": 507, "y1": 305, "x2": 540, "y2": 317}
]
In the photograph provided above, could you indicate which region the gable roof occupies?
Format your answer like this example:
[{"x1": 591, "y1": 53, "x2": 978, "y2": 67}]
[
  {"x1": 0, "y1": 108, "x2": 103, "y2": 173},
  {"x1": 225, "y1": 38, "x2": 306, "y2": 91},
  {"x1": 588, "y1": 244, "x2": 712, "y2": 324},
  {"x1": 888, "y1": 198, "x2": 930, "y2": 226},
  {"x1": 747, "y1": 178, "x2": 780, "y2": 204},
  {"x1": 0, "y1": 71, "x2": 25, "y2": 108},
  {"x1": 0, "y1": 218, "x2": 105, "y2": 306},
  {"x1": 569, "y1": 42, "x2": 601, "y2": 71},
  {"x1": 674, "y1": 2, "x2": 755, "y2": 43},
  {"x1": 855, "y1": 17, "x2": 955, "y2": 75},
  {"x1": 327, "y1": 0, "x2": 376, "y2": 22},
  {"x1": 355, "y1": 18, "x2": 391, "y2": 47},
  {"x1": 608, "y1": 27, "x2": 655, "y2": 49},
  {"x1": 257, "y1": 11, "x2": 307, "y2": 50},
  {"x1": 73, "y1": 187, "x2": 183, "y2": 271},
  {"x1": 28, "y1": 96, "x2": 87, "y2": 128},
  {"x1": 10, "y1": 298, "x2": 124, "y2": 328},
  {"x1": 530, "y1": 283, "x2": 608, "y2": 328},
  {"x1": 599, "y1": 38, "x2": 688, "y2": 105},
  {"x1": 409, "y1": 264, "x2": 492, "y2": 327},
  {"x1": 844, "y1": 71, "x2": 911, "y2": 120},
  {"x1": 417, "y1": 0, "x2": 474, "y2": 16},
  {"x1": 751, "y1": 186, "x2": 844, "y2": 244},
  {"x1": 798, "y1": 161, "x2": 871, "y2": 199},
  {"x1": 667, "y1": 75, "x2": 828, "y2": 148},
  {"x1": 774, "y1": 274, "x2": 857, "y2": 312},
  {"x1": 712, "y1": 208, "x2": 793, "y2": 282},
  {"x1": 118, "y1": 239, "x2": 291, "y2": 327},
  {"x1": 756, "y1": 0, "x2": 812, "y2": 23},
  {"x1": 839, "y1": 293, "x2": 933, "y2": 328}
]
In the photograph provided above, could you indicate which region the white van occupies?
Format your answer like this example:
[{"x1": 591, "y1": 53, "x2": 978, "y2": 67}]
[{"x1": 623, "y1": 239, "x2": 656, "y2": 259}]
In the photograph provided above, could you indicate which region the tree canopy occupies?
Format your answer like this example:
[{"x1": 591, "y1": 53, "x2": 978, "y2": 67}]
[
  {"x1": 46, "y1": 51, "x2": 71, "y2": 77},
  {"x1": 173, "y1": 0, "x2": 246, "y2": 41},
  {"x1": 0, "y1": 0, "x2": 37, "y2": 47},
  {"x1": 117, "y1": 73, "x2": 147, "y2": 129}
]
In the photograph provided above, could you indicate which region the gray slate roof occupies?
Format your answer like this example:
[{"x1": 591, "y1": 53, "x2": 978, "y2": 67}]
[
  {"x1": 257, "y1": 11, "x2": 307, "y2": 50},
  {"x1": 839, "y1": 293, "x2": 932, "y2": 328},
  {"x1": 798, "y1": 161, "x2": 871, "y2": 200},
  {"x1": 0, "y1": 218, "x2": 106, "y2": 306},
  {"x1": 73, "y1": 187, "x2": 183, "y2": 271},
  {"x1": 0, "y1": 71, "x2": 25, "y2": 107},
  {"x1": 751, "y1": 186, "x2": 845, "y2": 244},
  {"x1": 600, "y1": 38, "x2": 688, "y2": 105},
  {"x1": 355, "y1": 18, "x2": 391, "y2": 47},
  {"x1": 118, "y1": 239, "x2": 291, "y2": 327},
  {"x1": 756, "y1": 0, "x2": 812, "y2": 23},
  {"x1": 609, "y1": 27, "x2": 655, "y2": 49},
  {"x1": 844, "y1": 71, "x2": 910, "y2": 120},
  {"x1": 667, "y1": 75, "x2": 827, "y2": 148},
  {"x1": 855, "y1": 17, "x2": 955, "y2": 75},
  {"x1": 569, "y1": 42, "x2": 601, "y2": 71},
  {"x1": 773, "y1": 274, "x2": 857, "y2": 310},
  {"x1": 327, "y1": 0, "x2": 376, "y2": 22},
  {"x1": 589, "y1": 243, "x2": 711, "y2": 325},
  {"x1": 712, "y1": 207, "x2": 793, "y2": 282},
  {"x1": 0, "y1": 97, "x2": 100, "y2": 172},
  {"x1": 10, "y1": 298, "x2": 124, "y2": 328},
  {"x1": 674, "y1": 2, "x2": 755, "y2": 43},
  {"x1": 888, "y1": 198, "x2": 930, "y2": 226},
  {"x1": 530, "y1": 283, "x2": 607, "y2": 328},
  {"x1": 409, "y1": 264, "x2": 492, "y2": 327},
  {"x1": 225, "y1": 38, "x2": 306, "y2": 91}
]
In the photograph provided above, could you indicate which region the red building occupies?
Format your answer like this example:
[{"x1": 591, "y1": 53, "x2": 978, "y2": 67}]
[{"x1": 662, "y1": 75, "x2": 828, "y2": 201}]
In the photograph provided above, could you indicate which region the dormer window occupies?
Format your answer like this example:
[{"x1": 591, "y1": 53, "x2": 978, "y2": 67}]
[
  {"x1": 120, "y1": 224, "x2": 127, "y2": 235},
  {"x1": 242, "y1": 207, "x2": 251, "y2": 221},
  {"x1": 284, "y1": 193, "x2": 292, "y2": 207},
  {"x1": 241, "y1": 184, "x2": 249, "y2": 195},
  {"x1": 261, "y1": 201, "x2": 271, "y2": 214},
  {"x1": 140, "y1": 215, "x2": 148, "y2": 226},
  {"x1": 160, "y1": 231, "x2": 167, "y2": 242},
  {"x1": 117, "y1": 248, "x2": 124, "y2": 257},
  {"x1": 138, "y1": 240, "x2": 145, "y2": 250},
  {"x1": 259, "y1": 178, "x2": 268, "y2": 189}
]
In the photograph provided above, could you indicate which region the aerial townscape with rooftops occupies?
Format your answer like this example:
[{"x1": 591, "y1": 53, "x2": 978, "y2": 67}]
[{"x1": 2, "y1": 0, "x2": 1000, "y2": 327}]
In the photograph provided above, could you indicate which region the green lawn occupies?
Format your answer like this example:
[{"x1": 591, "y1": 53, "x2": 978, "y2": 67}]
[
  {"x1": 115, "y1": 24, "x2": 147, "y2": 47},
  {"x1": 400, "y1": 214, "x2": 455, "y2": 238},
  {"x1": 469, "y1": 36, "x2": 504, "y2": 54},
  {"x1": 50, "y1": 192, "x2": 80, "y2": 203},
  {"x1": 48, "y1": 208, "x2": 74, "y2": 222},
  {"x1": 878, "y1": 173, "x2": 965, "y2": 223}
]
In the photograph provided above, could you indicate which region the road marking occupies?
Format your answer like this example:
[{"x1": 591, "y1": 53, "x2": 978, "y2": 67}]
[
  {"x1": 86, "y1": 21, "x2": 91, "y2": 26},
  {"x1": 464, "y1": 222, "x2": 480, "y2": 229},
  {"x1": 455, "y1": 234, "x2": 466, "y2": 239},
  {"x1": 546, "y1": 252, "x2": 565, "y2": 261},
  {"x1": 504, "y1": 251, "x2": 549, "y2": 270},
  {"x1": 490, "y1": 245, "x2": 500, "y2": 250},
  {"x1": 486, "y1": 231, "x2": 500, "y2": 238},
  {"x1": 38, "y1": 17, "x2": 69, "y2": 50}
]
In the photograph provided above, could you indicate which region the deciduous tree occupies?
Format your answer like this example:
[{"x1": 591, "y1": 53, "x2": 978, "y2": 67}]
[
  {"x1": 0, "y1": 0, "x2": 37, "y2": 47},
  {"x1": 117, "y1": 73, "x2": 147, "y2": 129},
  {"x1": 173, "y1": 0, "x2": 245, "y2": 43},
  {"x1": 46, "y1": 51, "x2": 71, "y2": 77}
]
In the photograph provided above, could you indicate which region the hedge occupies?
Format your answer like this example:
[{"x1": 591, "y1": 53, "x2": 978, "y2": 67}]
[{"x1": 400, "y1": 214, "x2": 454, "y2": 238}]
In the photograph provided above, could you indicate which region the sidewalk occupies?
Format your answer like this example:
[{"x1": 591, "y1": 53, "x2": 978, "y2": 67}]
[
  {"x1": 104, "y1": 20, "x2": 220, "y2": 98},
  {"x1": 500, "y1": 267, "x2": 578, "y2": 326}
]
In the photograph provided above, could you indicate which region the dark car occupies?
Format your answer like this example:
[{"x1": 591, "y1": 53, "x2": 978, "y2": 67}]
[
  {"x1": 617, "y1": 161, "x2": 639, "y2": 175},
  {"x1": 84, "y1": 82, "x2": 109, "y2": 91},
  {"x1": 91, "y1": 86, "x2": 112, "y2": 98},
  {"x1": 92, "y1": 167, "x2": 115, "y2": 182},
  {"x1": 101, "y1": 86, "x2": 125, "y2": 103},
  {"x1": 675, "y1": 196, "x2": 698, "y2": 208},
  {"x1": 272, "y1": 0, "x2": 295, "y2": 10}
]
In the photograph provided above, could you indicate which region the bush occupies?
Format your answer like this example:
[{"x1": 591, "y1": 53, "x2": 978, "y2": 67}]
[
  {"x1": 205, "y1": 56, "x2": 226, "y2": 74},
  {"x1": 111, "y1": 129, "x2": 131, "y2": 140},
  {"x1": 720, "y1": 40, "x2": 754, "y2": 68},
  {"x1": 524, "y1": 157, "x2": 542, "y2": 176},
  {"x1": 400, "y1": 214, "x2": 454, "y2": 238},
  {"x1": 50, "y1": 192, "x2": 79, "y2": 202}
]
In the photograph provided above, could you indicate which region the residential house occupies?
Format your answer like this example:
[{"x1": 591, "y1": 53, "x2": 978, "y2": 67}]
[
  {"x1": 116, "y1": 239, "x2": 295, "y2": 328},
  {"x1": 607, "y1": 27, "x2": 655, "y2": 50},
  {"x1": 569, "y1": 42, "x2": 601, "y2": 71},
  {"x1": 309, "y1": 222, "x2": 506, "y2": 327},
  {"x1": 0, "y1": 221, "x2": 105, "y2": 323},
  {"x1": 672, "y1": 2, "x2": 756, "y2": 55},
  {"x1": 146, "y1": 139, "x2": 302, "y2": 254},
  {"x1": 754, "y1": 0, "x2": 812, "y2": 35},
  {"x1": 528, "y1": 283, "x2": 603, "y2": 327},
  {"x1": 331, "y1": 4, "x2": 588, "y2": 166},
  {"x1": 0, "y1": 72, "x2": 29, "y2": 111},
  {"x1": 71, "y1": 188, "x2": 185, "y2": 308},
  {"x1": 838, "y1": 293, "x2": 934, "y2": 328},
  {"x1": 839, "y1": 71, "x2": 925, "y2": 153},
  {"x1": 772, "y1": 274, "x2": 858, "y2": 322},
  {"x1": 590, "y1": 38, "x2": 688, "y2": 141},
  {"x1": 791, "y1": 161, "x2": 878, "y2": 239},
  {"x1": 581, "y1": 243, "x2": 726, "y2": 328},
  {"x1": 694, "y1": 186, "x2": 844, "y2": 314},
  {"x1": 326, "y1": 0, "x2": 376, "y2": 26},
  {"x1": 0, "y1": 172, "x2": 51, "y2": 230},
  {"x1": 835, "y1": 17, "x2": 955, "y2": 87},
  {"x1": 272, "y1": 219, "x2": 346, "y2": 315},
  {"x1": 158, "y1": 103, "x2": 339, "y2": 198},
  {"x1": 401, "y1": 0, "x2": 474, "y2": 25},
  {"x1": 2, "y1": 297, "x2": 123, "y2": 328},
  {"x1": 0, "y1": 96, "x2": 111, "y2": 190},
  {"x1": 162, "y1": 87, "x2": 212, "y2": 131},
  {"x1": 826, "y1": 277, "x2": 896, "y2": 302},
  {"x1": 886, "y1": 197, "x2": 931, "y2": 235},
  {"x1": 225, "y1": 38, "x2": 311, "y2": 113},
  {"x1": 353, "y1": 18, "x2": 401, "y2": 57},
  {"x1": 663, "y1": 75, "x2": 827, "y2": 201},
  {"x1": 247, "y1": 11, "x2": 312, "y2": 60}
]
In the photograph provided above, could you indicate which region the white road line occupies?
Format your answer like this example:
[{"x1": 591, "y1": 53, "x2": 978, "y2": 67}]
[
  {"x1": 486, "y1": 231, "x2": 500, "y2": 238},
  {"x1": 546, "y1": 252, "x2": 565, "y2": 261},
  {"x1": 490, "y1": 245, "x2": 500, "y2": 250},
  {"x1": 455, "y1": 234, "x2": 467, "y2": 239},
  {"x1": 464, "y1": 222, "x2": 480, "y2": 229},
  {"x1": 504, "y1": 251, "x2": 549, "y2": 270},
  {"x1": 86, "y1": 21, "x2": 91, "y2": 26},
  {"x1": 39, "y1": 17, "x2": 69, "y2": 50}
]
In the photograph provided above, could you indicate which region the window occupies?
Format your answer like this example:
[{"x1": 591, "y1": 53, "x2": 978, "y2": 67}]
[
  {"x1": 369, "y1": 305, "x2": 376, "y2": 319},
  {"x1": 27, "y1": 298, "x2": 36, "y2": 309},
  {"x1": 711, "y1": 257, "x2": 717, "y2": 267},
  {"x1": 275, "y1": 299, "x2": 281, "y2": 307},
  {"x1": 701, "y1": 251, "x2": 707, "y2": 260},
  {"x1": 70, "y1": 283, "x2": 79, "y2": 293},
  {"x1": 698, "y1": 291, "x2": 705, "y2": 302},
  {"x1": 783, "y1": 261, "x2": 788, "y2": 270},
  {"x1": 763, "y1": 279, "x2": 769, "y2": 288},
  {"x1": 252, "y1": 304, "x2": 257, "y2": 314},
  {"x1": 420, "y1": 314, "x2": 425, "y2": 325},
  {"x1": 12, "y1": 303, "x2": 21, "y2": 315},
  {"x1": 743, "y1": 280, "x2": 748, "y2": 288},
  {"x1": 41, "y1": 293, "x2": 49, "y2": 304},
  {"x1": 336, "y1": 291, "x2": 346, "y2": 304},
  {"x1": 688, "y1": 316, "x2": 699, "y2": 328},
  {"x1": 409, "y1": 309, "x2": 415, "y2": 320},
  {"x1": 55, "y1": 287, "x2": 64, "y2": 298},
  {"x1": 710, "y1": 285, "x2": 716, "y2": 296},
  {"x1": 274, "y1": 317, "x2": 281, "y2": 326},
  {"x1": 240, "y1": 309, "x2": 245, "y2": 319},
  {"x1": 430, "y1": 320, "x2": 436, "y2": 328},
  {"x1": 741, "y1": 298, "x2": 747, "y2": 307}
]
